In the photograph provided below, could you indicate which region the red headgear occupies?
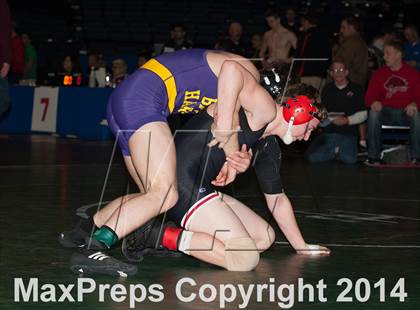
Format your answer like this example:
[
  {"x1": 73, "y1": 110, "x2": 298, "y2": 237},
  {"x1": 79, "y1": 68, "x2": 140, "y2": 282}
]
[{"x1": 282, "y1": 95, "x2": 319, "y2": 125}]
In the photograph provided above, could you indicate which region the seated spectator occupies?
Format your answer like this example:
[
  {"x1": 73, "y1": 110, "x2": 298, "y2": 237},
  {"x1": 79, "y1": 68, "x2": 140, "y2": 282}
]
[
  {"x1": 282, "y1": 7, "x2": 300, "y2": 35},
  {"x1": 86, "y1": 51, "x2": 107, "y2": 87},
  {"x1": 9, "y1": 21, "x2": 24, "y2": 84},
  {"x1": 56, "y1": 55, "x2": 83, "y2": 86},
  {"x1": 368, "y1": 28, "x2": 396, "y2": 77},
  {"x1": 137, "y1": 50, "x2": 152, "y2": 68},
  {"x1": 162, "y1": 23, "x2": 193, "y2": 53},
  {"x1": 365, "y1": 40, "x2": 420, "y2": 165},
  {"x1": 215, "y1": 22, "x2": 250, "y2": 57},
  {"x1": 306, "y1": 61, "x2": 367, "y2": 164},
  {"x1": 403, "y1": 24, "x2": 420, "y2": 70},
  {"x1": 111, "y1": 58, "x2": 128, "y2": 87},
  {"x1": 20, "y1": 32, "x2": 37, "y2": 86},
  {"x1": 295, "y1": 12, "x2": 331, "y2": 91}
]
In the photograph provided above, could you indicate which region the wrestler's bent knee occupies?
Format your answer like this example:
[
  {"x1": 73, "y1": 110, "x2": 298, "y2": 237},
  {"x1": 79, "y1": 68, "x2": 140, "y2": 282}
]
[
  {"x1": 224, "y1": 237, "x2": 260, "y2": 271},
  {"x1": 257, "y1": 225, "x2": 275, "y2": 251},
  {"x1": 148, "y1": 185, "x2": 179, "y2": 211}
]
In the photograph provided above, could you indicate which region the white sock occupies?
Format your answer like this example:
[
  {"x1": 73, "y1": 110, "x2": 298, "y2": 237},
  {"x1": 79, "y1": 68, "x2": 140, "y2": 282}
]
[{"x1": 178, "y1": 231, "x2": 194, "y2": 255}]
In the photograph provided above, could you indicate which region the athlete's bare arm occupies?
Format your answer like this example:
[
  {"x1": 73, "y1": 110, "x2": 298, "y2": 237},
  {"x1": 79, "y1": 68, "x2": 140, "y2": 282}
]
[
  {"x1": 206, "y1": 52, "x2": 276, "y2": 153},
  {"x1": 264, "y1": 193, "x2": 330, "y2": 255}
]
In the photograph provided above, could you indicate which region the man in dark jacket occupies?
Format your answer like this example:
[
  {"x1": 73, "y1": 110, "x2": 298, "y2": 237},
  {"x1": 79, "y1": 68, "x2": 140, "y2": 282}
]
[{"x1": 295, "y1": 12, "x2": 331, "y2": 91}]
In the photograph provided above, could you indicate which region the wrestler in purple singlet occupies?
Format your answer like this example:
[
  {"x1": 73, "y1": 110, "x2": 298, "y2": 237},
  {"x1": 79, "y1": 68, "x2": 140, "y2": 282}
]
[{"x1": 107, "y1": 49, "x2": 219, "y2": 155}]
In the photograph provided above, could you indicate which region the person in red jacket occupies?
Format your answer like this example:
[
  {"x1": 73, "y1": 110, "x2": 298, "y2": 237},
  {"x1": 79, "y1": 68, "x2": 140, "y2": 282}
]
[
  {"x1": 365, "y1": 40, "x2": 420, "y2": 165},
  {"x1": 9, "y1": 21, "x2": 24, "y2": 84},
  {"x1": 0, "y1": 0, "x2": 11, "y2": 117}
]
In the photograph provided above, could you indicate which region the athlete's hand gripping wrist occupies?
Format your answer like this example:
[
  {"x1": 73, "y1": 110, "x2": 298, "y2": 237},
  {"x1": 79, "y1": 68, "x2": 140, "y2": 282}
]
[
  {"x1": 226, "y1": 144, "x2": 253, "y2": 173},
  {"x1": 211, "y1": 162, "x2": 238, "y2": 187}
]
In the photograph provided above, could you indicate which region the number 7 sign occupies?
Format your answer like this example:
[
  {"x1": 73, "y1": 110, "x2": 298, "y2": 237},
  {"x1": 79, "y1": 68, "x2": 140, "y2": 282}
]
[{"x1": 31, "y1": 87, "x2": 59, "y2": 132}]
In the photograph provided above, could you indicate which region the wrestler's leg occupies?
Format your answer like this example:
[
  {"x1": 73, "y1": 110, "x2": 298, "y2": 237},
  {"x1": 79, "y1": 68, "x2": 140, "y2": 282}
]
[
  {"x1": 184, "y1": 197, "x2": 260, "y2": 271},
  {"x1": 93, "y1": 156, "x2": 144, "y2": 227},
  {"x1": 218, "y1": 193, "x2": 275, "y2": 252},
  {"x1": 96, "y1": 121, "x2": 178, "y2": 241},
  {"x1": 61, "y1": 156, "x2": 143, "y2": 247}
]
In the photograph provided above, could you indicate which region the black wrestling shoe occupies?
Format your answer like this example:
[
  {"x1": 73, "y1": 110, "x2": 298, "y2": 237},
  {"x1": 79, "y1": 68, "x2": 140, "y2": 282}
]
[
  {"x1": 363, "y1": 158, "x2": 385, "y2": 166},
  {"x1": 411, "y1": 158, "x2": 420, "y2": 165},
  {"x1": 122, "y1": 219, "x2": 181, "y2": 262},
  {"x1": 70, "y1": 245, "x2": 138, "y2": 277},
  {"x1": 59, "y1": 225, "x2": 90, "y2": 248}
]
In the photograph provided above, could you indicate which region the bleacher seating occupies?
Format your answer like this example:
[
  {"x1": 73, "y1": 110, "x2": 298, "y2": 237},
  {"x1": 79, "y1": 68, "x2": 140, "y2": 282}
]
[{"x1": 9, "y1": 0, "x2": 410, "y2": 83}]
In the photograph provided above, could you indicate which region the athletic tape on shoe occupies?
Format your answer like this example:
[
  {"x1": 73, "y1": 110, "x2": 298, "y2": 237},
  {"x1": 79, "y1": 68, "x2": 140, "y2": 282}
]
[{"x1": 224, "y1": 237, "x2": 260, "y2": 272}]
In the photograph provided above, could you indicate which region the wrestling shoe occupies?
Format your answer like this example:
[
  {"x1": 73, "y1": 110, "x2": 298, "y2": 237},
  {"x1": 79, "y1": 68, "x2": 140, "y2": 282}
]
[
  {"x1": 58, "y1": 224, "x2": 90, "y2": 248},
  {"x1": 363, "y1": 158, "x2": 385, "y2": 166},
  {"x1": 122, "y1": 219, "x2": 181, "y2": 262},
  {"x1": 70, "y1": 238, "x2": 137, "y2": 277}
]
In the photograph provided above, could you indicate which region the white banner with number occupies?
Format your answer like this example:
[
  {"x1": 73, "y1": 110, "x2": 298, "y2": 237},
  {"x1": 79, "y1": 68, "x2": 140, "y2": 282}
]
[{"x1": 31, "y1": 87, "x2": 59, "y2": 132}]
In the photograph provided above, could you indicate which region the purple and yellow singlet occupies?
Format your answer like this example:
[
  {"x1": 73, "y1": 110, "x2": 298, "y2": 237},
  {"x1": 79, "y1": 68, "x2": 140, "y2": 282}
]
[{"x1": 106, "y1": 49, "x2": 218, "y2": 155}]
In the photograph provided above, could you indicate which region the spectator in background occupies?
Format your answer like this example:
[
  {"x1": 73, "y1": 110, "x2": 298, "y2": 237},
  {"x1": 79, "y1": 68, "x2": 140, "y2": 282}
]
[
  {"x1": 215, "y1": 22, "x2": 249, "y2": 57},
  {"x1": 368, "y1": 29, "x2": 397, "y2": 74},
  {"x1": 368, "y1": 29, "x2": 398, "y2": 88},
  {"x1": 372, "y1": 28, "x2": 398, "y2": 53},
  {"x1": 86, "y1": 51, "x2": 107, "y2": 87},
  {"x1": 260, "y1": 10, "x2": 297, "y2": 69},
  {"x1": 334, "y1": 17, "x2": 368, "y2": 88},
  {"x1": 56, "y1": 55, "x2": 83, "y2": 87},
  {"x1": 9, "y1": 21, "x2": 24, "y2": 84},
  {"x1": 250, "y1": 33, "x2": 263, "y2": 69},
  {"x1": 0, "y1": 0, "x2": 11, "y2": 118},
  {"x1": 282, "y1": 7, "x2": 300, "y2": 35},
  {"x1": 365, "y1": 40, "x2": 420, "y2": 165},
  {"x1": 86, "y1": 51, "x2": 104, "y2": 78},
  {"x1": 306, "y1": 61, "x2": 367, "y2": 164},
  {"x1": 403, "y1": 24, "x2": 420, "y2": 70},
  {"x1": 295, "y1": 12, "x2": 331, "y2": 91},
  {"x1": 111, "y1": 58, "x2": 128, "y2": 87},
  {"x1": 162, "y1": 23, "x2": 193, "y2": 53},
  {"x1": 137, "y1": 50, "x2": 152, "y2": 68},
  {"x1": 20, "y1": 32, "x2": 37, "y2": 85},
  {"x1": 334, "y1": 17, "x2": 369, "y2": 151}
]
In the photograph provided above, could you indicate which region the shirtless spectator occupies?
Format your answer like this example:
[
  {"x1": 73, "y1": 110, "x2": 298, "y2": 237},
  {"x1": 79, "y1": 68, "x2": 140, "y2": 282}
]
[{"x1": 260, "y1": 10, "x2": 297, "y2": 69}]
